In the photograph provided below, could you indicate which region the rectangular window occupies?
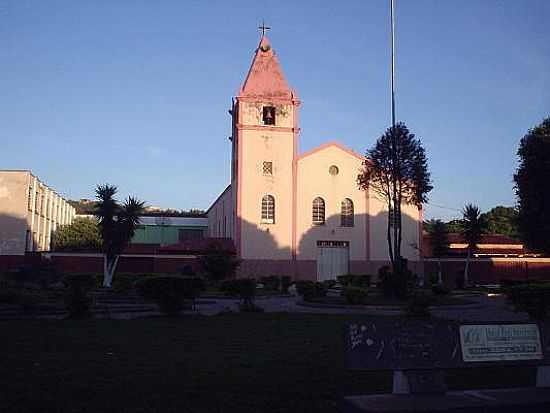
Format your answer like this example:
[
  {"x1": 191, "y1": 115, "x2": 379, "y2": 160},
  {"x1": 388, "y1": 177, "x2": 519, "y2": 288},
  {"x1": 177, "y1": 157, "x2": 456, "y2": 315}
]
[
  {"x1": 262, "y1": 106, "x2": 276, "y2": 125},
  {"x1": 262, "y1": 161, "x2": 273, "y2": 175},
  {"x1": 28, "y1": 187, "x2": 33, "y2": 211}
]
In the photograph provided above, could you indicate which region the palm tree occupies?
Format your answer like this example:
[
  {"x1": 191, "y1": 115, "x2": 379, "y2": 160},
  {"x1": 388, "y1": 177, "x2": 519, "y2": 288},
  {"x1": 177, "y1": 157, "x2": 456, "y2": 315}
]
[
  {"x1": 461, "y1": 204, "x2": 486, "y2": 287},
  {"x1": 94, "y1": 184, "x2": 144, "y2": 287},
  {"x1": 428, "y1": 219, "x2": 449, "y2": 285}
]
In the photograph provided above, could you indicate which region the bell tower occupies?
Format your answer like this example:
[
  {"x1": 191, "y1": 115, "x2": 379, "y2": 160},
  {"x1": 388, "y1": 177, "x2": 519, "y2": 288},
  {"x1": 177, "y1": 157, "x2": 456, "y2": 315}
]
[{"x1": 230, "y1": 34, "x2": 300, "y2": 268}]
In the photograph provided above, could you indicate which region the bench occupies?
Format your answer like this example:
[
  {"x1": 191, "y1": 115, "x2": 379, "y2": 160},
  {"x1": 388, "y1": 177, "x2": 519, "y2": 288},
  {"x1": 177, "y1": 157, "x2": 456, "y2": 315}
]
[{"x1": 342, "y1": 319, "x2": 550, "y2": 412}]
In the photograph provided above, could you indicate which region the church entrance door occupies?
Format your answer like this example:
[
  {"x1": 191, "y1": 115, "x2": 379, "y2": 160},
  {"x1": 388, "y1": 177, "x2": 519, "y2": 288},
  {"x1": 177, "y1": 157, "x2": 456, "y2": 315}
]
[{"x1": 317, "y1": 241, "x2": 349, "y2": 281}]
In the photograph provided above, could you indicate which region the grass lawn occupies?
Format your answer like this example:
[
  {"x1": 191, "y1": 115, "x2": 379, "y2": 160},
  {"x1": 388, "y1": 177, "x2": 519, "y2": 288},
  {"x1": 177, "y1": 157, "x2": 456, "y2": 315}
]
[{"x1": 0, "y1": 313, "x2": 534, "y2": 413}]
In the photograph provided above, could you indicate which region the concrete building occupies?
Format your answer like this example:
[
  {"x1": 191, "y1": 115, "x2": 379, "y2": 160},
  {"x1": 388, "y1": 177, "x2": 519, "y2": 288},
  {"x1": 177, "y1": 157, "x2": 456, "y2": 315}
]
[
  {"x1": 130, "y1": 216, "x2": 208, "y2": 244},
  {"x1": 207, "y1": 35, "x2": 422, "y2": 281},
  {"x1": 0, "y1": 170, "x2": 75, "y2": 255}
]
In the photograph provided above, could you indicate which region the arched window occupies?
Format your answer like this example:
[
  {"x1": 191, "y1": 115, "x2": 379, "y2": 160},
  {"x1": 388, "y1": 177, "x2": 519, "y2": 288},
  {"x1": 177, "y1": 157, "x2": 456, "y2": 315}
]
[
  {"x1": 312, "y1": 197, "x2": 326, "y2": 225},
  {"x1": 261, "y1": 195, "x2": 275, "y2": 224},
  {"x1": 341, "y1": 198, "x2": 354, "y2": 227}
]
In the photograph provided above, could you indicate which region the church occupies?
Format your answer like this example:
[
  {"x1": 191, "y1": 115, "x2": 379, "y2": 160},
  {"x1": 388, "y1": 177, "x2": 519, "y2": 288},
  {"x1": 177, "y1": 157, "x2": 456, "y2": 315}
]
[{"x1": 207, "y1": 34, "x2": 423, "y2": 281}]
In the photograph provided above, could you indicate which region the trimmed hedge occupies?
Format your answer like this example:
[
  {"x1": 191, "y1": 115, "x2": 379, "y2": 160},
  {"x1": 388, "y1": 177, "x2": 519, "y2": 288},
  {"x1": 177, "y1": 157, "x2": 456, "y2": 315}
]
[
  {"x1": 295, "y1": 281, "x2": 327, "y2": 301},
  {"x1": 337, "y1": 274, "x2": 371, "y2": 288},
  {"x1": 136, "y1": 276, "x2": 204, "y2": 316},
  {"x1": 63, "y1": 274, "x2": 97, "y2": 318},
  {"x1": 343, "y1": 286, "x2": 369, "y2": 305},
  {"x1": 507, "y1": 282, "x2": 550, "y2": 320}
]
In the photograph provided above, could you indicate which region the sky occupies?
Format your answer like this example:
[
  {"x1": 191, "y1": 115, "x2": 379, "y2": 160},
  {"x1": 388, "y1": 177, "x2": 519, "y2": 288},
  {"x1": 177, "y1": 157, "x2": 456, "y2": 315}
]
[{"x1": 1, "y1": 0, "x2": 549, "y2": 221}]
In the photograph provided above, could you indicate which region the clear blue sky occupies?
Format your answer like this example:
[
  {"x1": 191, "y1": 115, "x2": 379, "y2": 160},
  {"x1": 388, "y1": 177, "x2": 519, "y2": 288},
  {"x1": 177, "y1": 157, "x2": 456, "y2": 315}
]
[{"x1": 1, "y1": 0, "x2": 549, "y2": 220}]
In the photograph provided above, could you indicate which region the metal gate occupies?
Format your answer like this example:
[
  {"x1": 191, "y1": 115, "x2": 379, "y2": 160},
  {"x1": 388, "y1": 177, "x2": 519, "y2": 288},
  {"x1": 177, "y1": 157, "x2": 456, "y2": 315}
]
[{"x1": 317, "y1": 241, "x2": 350, "y2": 281}]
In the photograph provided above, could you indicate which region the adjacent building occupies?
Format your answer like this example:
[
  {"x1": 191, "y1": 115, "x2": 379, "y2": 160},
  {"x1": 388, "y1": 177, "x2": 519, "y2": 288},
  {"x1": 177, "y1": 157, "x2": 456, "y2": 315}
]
[
  {"x1": 0, "y1": 170, "x2": 75, "y2": 255},
  {"x1": 207, "y1": 35, "x2": 422, "y2": 281}
]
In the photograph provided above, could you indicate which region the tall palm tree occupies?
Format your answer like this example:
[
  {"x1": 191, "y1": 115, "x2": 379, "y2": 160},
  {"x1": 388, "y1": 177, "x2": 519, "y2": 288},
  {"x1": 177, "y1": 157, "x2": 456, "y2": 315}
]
[
  {"x1": 95, "y1": 184, "x2": 145, "y2": 288},
  {"x1": 428, "y1": 219, "x2": 449, "y2": 285},
  {"x1": 461, "y1": 204, "x2": 486, "y2": 287}
]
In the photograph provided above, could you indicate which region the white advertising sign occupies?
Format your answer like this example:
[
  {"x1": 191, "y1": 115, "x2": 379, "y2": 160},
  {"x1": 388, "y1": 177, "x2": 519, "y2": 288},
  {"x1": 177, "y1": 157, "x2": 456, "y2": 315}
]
[{"x1": 460, "y1": 324, "x2": 543, "y2": 362}]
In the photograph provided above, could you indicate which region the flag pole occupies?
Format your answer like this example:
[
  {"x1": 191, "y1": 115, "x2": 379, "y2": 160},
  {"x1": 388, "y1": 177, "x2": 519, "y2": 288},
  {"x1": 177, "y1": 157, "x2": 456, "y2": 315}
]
[{"x1": 390, "y1": 0, "x2": 396, "y2": 128}]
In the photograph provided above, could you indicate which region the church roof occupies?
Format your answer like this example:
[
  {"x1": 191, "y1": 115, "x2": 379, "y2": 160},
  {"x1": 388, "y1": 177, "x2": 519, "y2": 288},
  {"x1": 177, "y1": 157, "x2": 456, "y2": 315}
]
[{"x1": 239, "y1": 36, "x2": 296, "y2": 100}]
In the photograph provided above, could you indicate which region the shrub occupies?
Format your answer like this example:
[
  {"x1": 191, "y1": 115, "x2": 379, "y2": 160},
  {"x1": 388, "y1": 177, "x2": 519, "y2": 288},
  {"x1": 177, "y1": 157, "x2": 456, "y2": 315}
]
[
  {"x1": 0, "y1": 289, "x2": 43, "y2": 312},
  {"x1": 0, "y1": 289, "x2": 21, "y2": 304},
  {"x1": 63, "y1": 274, "x2": 96, "y2": 318},
  {"x1": 322, "y1": 279, "x2": 337, "y2": 289},
  {"x1": 377, "y1": 266, "x2": 414, "y2": 300},
  {"x1": 295, "y1": 281, "x2": 327, "y2": 301},
  {"x1": 280, "y1": 276, "x2": 292, "y2": 293},
  {"x1": 377, "y1": 266, "x2": 393, "y2": 297},
  {"x1": 260, "y1": 276, "x2": 281, "y2": 291},
  {"x1": 136, "y1": 276, "x2": 203, "y2": 316},
  {"x1": 112, "y1": 273, "x2": 138, "y2": 293},
  {"x1": 199, "y1": 243, "x2": 241, "y2": 281},
  {"x1": 405, "y1": 292, "x2": 434, "y2": 317},
  {"x1": 455, "y1": 272, "x2": 465, "y2": 290},
  {"x1": 343, "y1": 286, "x2": 369, "y2": 305},
  {"x1": 337, "y1": 274, "x2": 371, "y2": 288},
  {"x1": 507, "y1": 283, "x2": 550, "y2": 320},
  {"x1": 432, "y1": 284, "x2": 450, "y2": 295}
]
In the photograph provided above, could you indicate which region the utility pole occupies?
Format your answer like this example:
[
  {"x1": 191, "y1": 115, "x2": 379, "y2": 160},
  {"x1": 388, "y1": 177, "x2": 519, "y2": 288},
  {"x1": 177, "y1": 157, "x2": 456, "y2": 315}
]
[{"x1": 390, "y1": 0, "x2": 396, "y2": 127}]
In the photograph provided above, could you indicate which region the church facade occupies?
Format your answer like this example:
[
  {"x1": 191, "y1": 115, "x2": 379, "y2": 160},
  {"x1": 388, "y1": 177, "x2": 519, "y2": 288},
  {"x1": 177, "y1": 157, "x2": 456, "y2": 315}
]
[{"x1": 207, "y1": 35, "x2": 423, "y2": 281}]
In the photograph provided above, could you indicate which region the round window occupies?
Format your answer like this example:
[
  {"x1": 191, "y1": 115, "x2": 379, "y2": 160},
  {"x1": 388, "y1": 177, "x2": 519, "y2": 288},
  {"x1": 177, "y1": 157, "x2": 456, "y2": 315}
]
[{"x1": 329, "y1": 165, "x2": 339, "y2": 176}]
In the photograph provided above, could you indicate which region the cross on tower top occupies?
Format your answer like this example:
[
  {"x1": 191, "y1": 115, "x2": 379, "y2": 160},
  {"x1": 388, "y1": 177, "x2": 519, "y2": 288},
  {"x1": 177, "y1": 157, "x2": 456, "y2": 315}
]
[{"x1": 258, "y1": 21, "x2": 271, "y2": 37}]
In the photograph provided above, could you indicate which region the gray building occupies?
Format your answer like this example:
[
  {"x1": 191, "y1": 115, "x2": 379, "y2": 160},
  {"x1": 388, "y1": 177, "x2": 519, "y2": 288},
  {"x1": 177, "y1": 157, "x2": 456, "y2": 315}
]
[{"x1": 0, "y1": 170, "x2": 75, "y2": 255}]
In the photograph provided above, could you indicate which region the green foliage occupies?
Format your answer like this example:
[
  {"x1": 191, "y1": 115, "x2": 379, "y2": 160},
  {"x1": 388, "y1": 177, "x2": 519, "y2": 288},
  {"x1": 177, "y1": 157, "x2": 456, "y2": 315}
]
[
  {"x1": 432, "y1": 284, "x2": 450, "y2": 295},
  {"x1": 481, "y1": 206, "x2": 519, "y2": 238},
  {"x1": 280, "y1": 276, "x2": 292, "y2": 293},
  {"x1": 358, "y1": 122, "x2": 432, "y2": 276},
  {"x1": 260, "y1": 276, "x2": 281, "y2": 291},
  {"x1": 199, "y1": 243, "x2": 241, "y2": 281},
  {"x1": 0, "y1": 289, "x2": 43, "y2": 312},
  {"x1": 377, "y1": 265, "x2": 414, "y2": 300},
  {"x1": 337, "y1": 274, "x2": 371, "y2": 288},
  {"x1": 514, "y1": 117, "x2": 550, "y2": 254},
  {"x1": 343, "y1": 286, "x2": 369, "y2": 305},
  {"x1": 295, "y1": 281, "x2": 327, "y2": 301},
  {"x1": 507, "y1": 282, "x2": 550, "y2": 320},
  {"x1": 405, "y1": 292, "x2": 434, "y2": 317},
  {"x1": 462, "y1": 204, "x2": 487, "y2": 251},
  {"x1": 136, "y1": 276, "x2": 203, "y2": 316},
  {"x1": 426, "y1": 219, "x2": 449, "y2": 258},
  {"x1": 63, "y1": 274, "x2": 96, "y2": 318},
  {"x1": 51, "y1": 217, "x2": 102, "y2": 252},
  {"x1": 94, "y1": 184, "x2": 145, "y2": 287}
]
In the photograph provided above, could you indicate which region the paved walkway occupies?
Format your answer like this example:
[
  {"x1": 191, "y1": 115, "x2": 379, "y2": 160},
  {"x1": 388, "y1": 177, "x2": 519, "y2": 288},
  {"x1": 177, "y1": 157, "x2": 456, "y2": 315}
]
[{"x1": 190, "y1": 294, "x2": 530, "y2": 322}]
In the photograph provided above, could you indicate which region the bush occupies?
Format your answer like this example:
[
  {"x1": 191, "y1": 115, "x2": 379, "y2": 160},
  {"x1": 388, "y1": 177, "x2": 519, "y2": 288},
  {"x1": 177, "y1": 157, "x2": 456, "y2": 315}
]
[
  {"x1": 63, "y1": 274, "x2": 96, "y2": 318},
  {"x1": 377, "y1": 266, "x2": 414, "y2": 300},
  {"x1": 0, "y1": 289, "x2": 21, "y2": 304},
  {"x1": 322, "y1": 280, "x2": 337, "y2": 289},
  {"x1": 507, "y1": 283, "x2": 550, "y2": 320},
  {"x1": 112, "y1": 273, "x2": 138, "y2": 293},
  {"x1": 455, "y1": 272, "x2": 465, "y2": 289},
  {"x1": 280, "y1": 276, "x2": 292, "y2": 293},
  {"x1": 295, "y1": 281, "x2": 327, "y2": 301},
  {"x1": 199, "y1": 243, "x2": 241, "y2": 281},
  {"x1": 0, "y1": 289, "x2": 43, "y2": 312},
  {"x1": 343, "y1": 286, "x2": 369, "y2": 305},
  {"x1": 136, "y1": 276, "x2": 203, "y2": 316},
  {"x1": 260, "y1": 276, "x2": 281, "y2": 291},
  {"x1": 337, "y1": 274, "x2": 371, "y2": 288},
  {"x1": 405, "y1": 292, "x2": 434, "y2": 317},
  {"x1": 432, "y1": 284, "x2": 450, "y2": 295}
]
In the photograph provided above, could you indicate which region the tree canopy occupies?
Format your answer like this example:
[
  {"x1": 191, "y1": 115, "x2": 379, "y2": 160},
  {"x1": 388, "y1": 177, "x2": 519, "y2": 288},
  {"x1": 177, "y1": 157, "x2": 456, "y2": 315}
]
[
  {"x1": 514, "y1": 117, "x2": 550, "y2": 254},
  {"x1": 51, "y1": 217, "x2": 102, "y2": 252},
  {"x1": 358, "y1": 122, "x2": 432, "y2": 274}
]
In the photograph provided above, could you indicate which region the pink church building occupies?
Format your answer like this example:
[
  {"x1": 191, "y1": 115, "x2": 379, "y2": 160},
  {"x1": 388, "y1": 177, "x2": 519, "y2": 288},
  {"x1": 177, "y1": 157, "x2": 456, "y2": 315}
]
[{"x1": 207, "y1": 35, "x2": 423, "y2": 281}]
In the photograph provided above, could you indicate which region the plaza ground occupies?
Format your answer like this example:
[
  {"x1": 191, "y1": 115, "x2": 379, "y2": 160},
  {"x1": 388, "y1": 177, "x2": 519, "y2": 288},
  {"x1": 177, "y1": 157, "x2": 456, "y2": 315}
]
[{"x1": 0, "y1": 310, "x2": 535, "y2": 413}]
